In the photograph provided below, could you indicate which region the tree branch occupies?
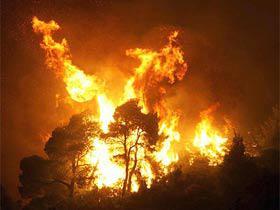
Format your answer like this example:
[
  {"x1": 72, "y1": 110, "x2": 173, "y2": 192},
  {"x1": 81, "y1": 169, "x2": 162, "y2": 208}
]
[{"x1": 40, "y1": 178, "x2": 71, "y2": 189}]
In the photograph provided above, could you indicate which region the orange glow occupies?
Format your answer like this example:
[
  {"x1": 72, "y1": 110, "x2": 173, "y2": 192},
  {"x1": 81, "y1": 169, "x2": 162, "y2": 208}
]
[
  {"x1": 123, "y1": 31, "x2": 187, "y2": 169},
  {"x1": 85, "y1": 138, "x2": 123, "y2": 189},
  {"x1": 32, "y1": 17, "x2": 230, "y2": 194},
  {"x1": 97, "y1": 94, "x2": 115, "y2": 132},
  {"x1": 192, "y1": 105, "x2": 229, "y2": 165},
  {"x1": 32, "y1": 16, "x2": 101, "y2": 103}
]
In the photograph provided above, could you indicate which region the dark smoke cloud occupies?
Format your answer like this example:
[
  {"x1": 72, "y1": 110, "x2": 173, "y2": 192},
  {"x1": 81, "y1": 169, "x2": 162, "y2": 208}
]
[{"x1": 1, "y1": 0, "x2": 278, "y2": 198}]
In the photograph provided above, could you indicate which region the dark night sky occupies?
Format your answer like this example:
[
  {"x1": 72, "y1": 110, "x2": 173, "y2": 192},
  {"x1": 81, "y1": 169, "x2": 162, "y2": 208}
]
[{"x1": 1, "y1": 0, "x2": 279, "y2": 198}]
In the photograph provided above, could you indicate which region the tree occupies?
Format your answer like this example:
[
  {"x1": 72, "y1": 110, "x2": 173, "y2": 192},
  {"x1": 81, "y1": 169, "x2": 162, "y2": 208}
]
[
  {"x1": 44, "y1": 112, "x2": 100, "y2": 197},
  {"x1": 252, "y1": 106, "x2": 279, "y2": 152},
  {"x1": 19, "y1": 156, "x2": 58, "y2": 198},
  {"x1": 19, "y1": 112, "x2": 100, "y2": 201},
  {"x1": 226, "y1": 133, "x2": 245, "y2": 162},
  {"x1": 220, "y1": 134, "x2": 260, "y2": 209},
  {"x1": 107, "y1": 100, "x2": 159, "y2": 196}
]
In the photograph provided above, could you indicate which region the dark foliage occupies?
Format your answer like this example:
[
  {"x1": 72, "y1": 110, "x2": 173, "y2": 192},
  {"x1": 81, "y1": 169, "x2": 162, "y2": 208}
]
[
  {"x1": 18, "y1": 109, "x2": 279, "y2": 210},
  {"x1": 108, "y1": 100, "x2": 160, "y2": 196},
  {"x1": 18, "y1": 112, "x2": 100, "y2": 208}
]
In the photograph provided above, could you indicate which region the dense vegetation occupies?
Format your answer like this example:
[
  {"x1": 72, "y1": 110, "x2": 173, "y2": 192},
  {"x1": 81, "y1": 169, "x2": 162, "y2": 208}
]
[{"x1": 1, "y1": 105, "x2": 279, "y2": 210}]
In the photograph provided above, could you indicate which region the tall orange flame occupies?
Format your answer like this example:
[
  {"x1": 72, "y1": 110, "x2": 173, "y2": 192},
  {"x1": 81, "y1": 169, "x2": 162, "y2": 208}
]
[
  {"x1": 123, "y1": 31, "x2": 187, "y2": 167},
  {"x1": 32, "y1": 16, "x2": 230, "y2": 193},
  {"x1": 191, "y1": 104, "x2": 229, "y2": 165},
  {"x1": 32, "y1": 17, "x2": 101, "y2": 102}
]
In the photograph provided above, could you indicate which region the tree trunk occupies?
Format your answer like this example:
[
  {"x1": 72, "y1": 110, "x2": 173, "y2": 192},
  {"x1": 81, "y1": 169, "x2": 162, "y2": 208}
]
[
  {"x1": 122, "y1": 135, "x2": 129, "y2": 197},
  {"x1": 127, "y1": 143, "x2": 138, "y2": 192},
  {"x1": 69, "y1": 181, "x2": 74, "y2": 198},
  {"x1": 122, "y1": 156, "x2": 129, "y2": 197},
  {"x1": 69, "y1": 159, "x2": 76, "y2": 198},
  {"x1": 127, "y1": 131, "x2": 140, "y2": 193}
]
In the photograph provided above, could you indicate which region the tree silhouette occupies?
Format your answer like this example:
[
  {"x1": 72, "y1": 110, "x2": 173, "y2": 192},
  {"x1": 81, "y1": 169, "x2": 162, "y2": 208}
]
[
  {"x1": 251, "y1": 106, "x2": 279, "y2": 153},
  {"x1": 18, "y1": 110, "x2": 279, "y2": 210},
  {"x1": 44, "y1": 112, "x2": 100, "y2": 197},
  {"x1": 220, "y1": 134, "x2": 261, "y2": 209},
  {"x1": 107, "y1": 100, "x2": 159, "y2": 196},
  {"x1": 226, "y1": 133, "x2": 246, "y2": 162},
  {"x1": 19, "y1": 112, "x2": 100, "y2": 201}
]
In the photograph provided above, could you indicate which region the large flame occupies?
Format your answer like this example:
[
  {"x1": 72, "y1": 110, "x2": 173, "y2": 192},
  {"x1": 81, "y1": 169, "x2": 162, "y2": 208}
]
[
  {"x1": 97, "y1": 94, "x2": 115, "y2": 132},
  {"x1": 85, "y1": 138, "x2": 123, "y2": 188},
  {"x1": 32, "y1": 16, "x2": 230, "y2": 193},
  {"x1": 192, "y1": 105, "x2": 229, "y2": 165},
  {"x1": 32, "y1": 17, "x2": 101, "y2": 102},
  {"x1": 123, "y1": 31, "x2": 187, "y2": 168}
]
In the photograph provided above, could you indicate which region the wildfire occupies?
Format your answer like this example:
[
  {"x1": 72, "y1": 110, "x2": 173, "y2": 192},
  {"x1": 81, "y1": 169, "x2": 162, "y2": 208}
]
[
  {"x1": 32, "y1": 16, "x2": 230, "y2": 194},
  {"x1": 97, "y1": 94, "x2": 115, "y2": 132},
  {"x1": 155, "y1": 113, "x2": 180, "y2": 167},
  {"x1": 192, "y1": 105, "x2": 229, "y2": 165},
  {"x1": 123, "y1": 31, "x2": 187, "y2": 168},
  {"x1": 86, "y1": 138, "x2": 123, "y2": 189},
  {"x1": 32, "y1": 16, "x2": 101, "y2": 102}
]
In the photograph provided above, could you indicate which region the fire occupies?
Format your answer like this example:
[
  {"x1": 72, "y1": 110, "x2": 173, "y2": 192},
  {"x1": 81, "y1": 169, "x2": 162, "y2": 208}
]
[
  {"x1": 155, "y1": 113, "x2": 180, "y2": 167},
  {"x1": 64, "y1": 64, "x2": 100, "y2": 103},
  {"x1": 32, "y1": 16, "x2": 230, "y2": 194},
  {"x1": 192, "y1": 105, "x2": 229, "y2": 165},
  {"x1": 124, "y1": 30, "x2": 187, "y2": 110},
  {"x1": 97, "y1": 94, "x2": 115, "y2": 132},
  {"x1": 123, "y1": 31, "x2": 187, "y2": 167},
  {"x1": 32, "y1": 17, "x2": 101, "y2": 102},
  {"x1": 86, "y1": 138, "x2": 123, "y2": 189}
]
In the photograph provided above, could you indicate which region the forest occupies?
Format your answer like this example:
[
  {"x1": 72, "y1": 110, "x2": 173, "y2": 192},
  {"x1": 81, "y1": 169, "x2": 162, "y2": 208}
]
[
  {"x1": 1, "y1": 2, "x2": 279, "y2": 209},
  {"x1": 2, "y1": 103, "x2": 279, "y2": 210}
]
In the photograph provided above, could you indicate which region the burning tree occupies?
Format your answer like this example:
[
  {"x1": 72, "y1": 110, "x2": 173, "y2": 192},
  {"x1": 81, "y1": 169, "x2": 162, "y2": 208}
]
[
  {"x1": 44, "y1": 112, "x2": 101, "y2": 197},
  {"x1": 107, "y1": 100, "x2": 159, "y2": 196},
  {"x1": 19, "y1": 112, "x2": 101, "y2": 199},
  {"x1": 26, "y1": 16, "x2": 234, "y2": 199},
  {"x1": 16, "y1": 14, "x2": 279, "y2": 210}
]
